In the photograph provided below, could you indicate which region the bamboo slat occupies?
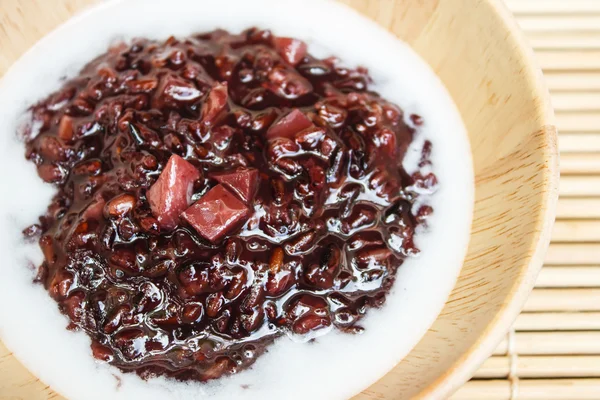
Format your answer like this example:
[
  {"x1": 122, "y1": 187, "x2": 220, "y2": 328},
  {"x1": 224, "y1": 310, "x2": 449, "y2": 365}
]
[
  {"x1": 515, "y1": 312, "x2": 600, "y2": 331},
  {"x1": 559, "y1": 134, "x2": 600, "y2": 153},
  {"x1": 560, "y1": 154, "x2": 600, "y2": 174},
  {"x1": 538, "y1": 51, "x2": 600, "y2": 72},
  {"x1": 524, "y1": 289, "x2": 600, "y2": 312},
  {"x1": 551, "y1": 220, "x2": 600, "y2": 241},
  {"x1": 493, "y1": 331, "x2": 600, "y2": 356},
  {"x1": 555, "y1": 112, "x2": 600, "y2": 132},
  {"x1": 556, "y1": 198, "x2": 600, "y2": 219},
  {"x1": 451, "y1": 379, "x2": 600, "y2": 400},
  {"x1": 518, "y1": 16, "x2": 600, "y2": 32},
  {"x1": 508, "y1": 0, "x2": 600, "y2": 15},
  {"x1": 451, "y1": 380, "x2": 512, "y2": 400},
  {"x1": 528, "y1": 33, "x2": 600, "y2": 50},
  {"x1": 558, "y1": 176, "x2": 600, "y2": 197},
  {"x1": 551, "y1": 92, "x2": 600, "y2": 111},
  {"x1": 545, "y1": 243, "x2": 600, "y2": 265},
  {"x1": 545, "y1": 72, "x2": 600, "y2": 91},
  {"x1": 475, "y1": 355, "x2": 600, "y2": 379},
  {"x1": 536, "y1": 266, "x2": 600, "y2": 287}
]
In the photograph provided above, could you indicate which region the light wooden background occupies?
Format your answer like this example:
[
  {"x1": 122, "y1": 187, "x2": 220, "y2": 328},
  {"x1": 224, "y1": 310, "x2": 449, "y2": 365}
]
[
  {"x1": 0, "y1": 1, "x2": 597, "y2": 399},
  {"x1": 451, "y1": 1, "x2": 600, "y2": 399}
]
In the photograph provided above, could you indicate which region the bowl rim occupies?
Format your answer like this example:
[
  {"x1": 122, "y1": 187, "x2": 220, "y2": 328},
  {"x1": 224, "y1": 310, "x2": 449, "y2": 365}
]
[{"x1": 412, "y1": 0, "x2": 559, "y2": 397}]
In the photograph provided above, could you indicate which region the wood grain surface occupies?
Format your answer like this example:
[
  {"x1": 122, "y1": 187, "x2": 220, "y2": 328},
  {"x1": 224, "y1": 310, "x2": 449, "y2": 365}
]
[{"x1": 0, "y1": 1, "x2": 560, "y2": 399}]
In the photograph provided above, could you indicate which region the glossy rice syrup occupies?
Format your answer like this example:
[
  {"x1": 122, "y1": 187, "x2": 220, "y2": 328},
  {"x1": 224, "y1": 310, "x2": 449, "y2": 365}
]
[{"x1": 23, "y1": 28, "x2": 436, "y2": 381}]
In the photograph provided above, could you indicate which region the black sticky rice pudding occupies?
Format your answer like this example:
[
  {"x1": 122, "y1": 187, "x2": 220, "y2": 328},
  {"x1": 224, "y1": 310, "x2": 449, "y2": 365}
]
[{"x1": 22, "y1": 28, "x2": 437, "y2": 382}]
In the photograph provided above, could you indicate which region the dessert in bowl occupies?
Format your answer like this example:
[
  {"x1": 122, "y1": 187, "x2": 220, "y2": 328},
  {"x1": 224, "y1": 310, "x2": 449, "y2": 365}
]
[{"x1": 0, "y1": 0, "x2": 557, "y2": 399}]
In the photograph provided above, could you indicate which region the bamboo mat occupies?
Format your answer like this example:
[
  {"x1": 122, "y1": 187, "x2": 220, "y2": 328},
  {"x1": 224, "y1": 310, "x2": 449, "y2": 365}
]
[{"x1": 450, "y1": 1, "x2": 600, "y2": 399}]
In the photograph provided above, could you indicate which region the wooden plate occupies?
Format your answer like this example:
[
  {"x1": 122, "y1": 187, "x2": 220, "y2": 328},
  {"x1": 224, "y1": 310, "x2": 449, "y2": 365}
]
[{"x1": 0, "y1": 0, "x2": 558, "y2": 398}]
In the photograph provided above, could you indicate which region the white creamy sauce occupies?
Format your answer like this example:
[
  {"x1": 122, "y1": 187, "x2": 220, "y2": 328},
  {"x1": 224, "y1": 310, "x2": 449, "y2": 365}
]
[{"x1": 0, "y1": 0, "x2": 473, "y2": 399}]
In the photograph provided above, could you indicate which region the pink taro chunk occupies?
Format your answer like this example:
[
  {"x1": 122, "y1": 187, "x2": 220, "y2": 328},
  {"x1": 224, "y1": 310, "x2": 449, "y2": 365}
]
[
  {"x1": 273, "y1": 37, "x2": 308, "y2": 66},
  {"x1": 266, "y1": 109, "x2": 313, "y2": 139},
  {"x1": 147, "y1": 155, "x2": 201, "y2": 230},
  {"x1": 201, "y1": 82, "x2": 229, "y2": 125},
  {"x1": 182, "y1": 184, "x2": 250, "y2": 243},
  {"x1": 212, "y1": 168, "x2": 259, "y2": 204}
]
